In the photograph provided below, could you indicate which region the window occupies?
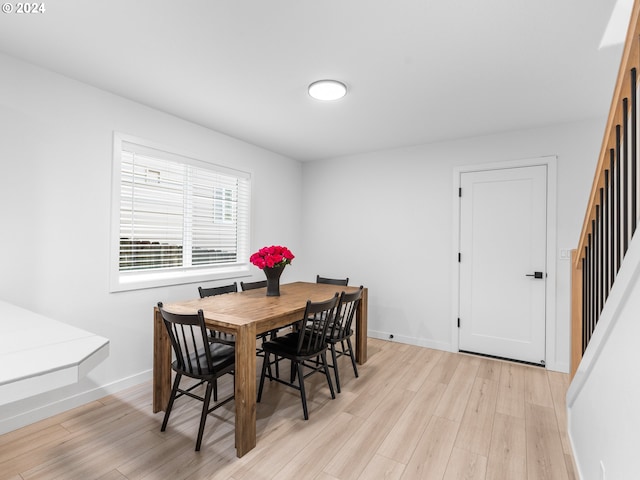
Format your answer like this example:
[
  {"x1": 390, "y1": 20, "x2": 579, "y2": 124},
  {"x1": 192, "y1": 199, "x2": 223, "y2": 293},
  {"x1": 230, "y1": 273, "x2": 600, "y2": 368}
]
[{"x1": 110, "y1": 133, "x2": 251, "y2": 291}]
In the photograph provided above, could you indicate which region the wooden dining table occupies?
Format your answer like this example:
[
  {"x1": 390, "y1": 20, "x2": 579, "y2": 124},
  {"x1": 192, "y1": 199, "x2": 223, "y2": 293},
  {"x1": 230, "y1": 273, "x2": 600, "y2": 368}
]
[{"x1": 152, "y1": 281, "x2": 368, "y2": 457}]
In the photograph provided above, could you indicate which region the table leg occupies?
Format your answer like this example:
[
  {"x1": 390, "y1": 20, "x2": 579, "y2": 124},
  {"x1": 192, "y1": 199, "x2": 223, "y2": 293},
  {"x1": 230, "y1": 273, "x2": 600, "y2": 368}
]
[
  {"x1": 152, "y1": 307, "x2": 171, "y2": 413},
  {"x1": 355, "y1": 287, "x2": 368, "y2": 364},
  {"x1": 234, "y1": 323, "x2": 257, "y2": 457}
]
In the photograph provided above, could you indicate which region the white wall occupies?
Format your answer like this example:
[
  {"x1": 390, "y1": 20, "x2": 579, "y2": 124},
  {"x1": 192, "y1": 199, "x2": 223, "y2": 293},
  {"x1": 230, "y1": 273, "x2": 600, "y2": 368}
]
[
  {"x1": 300, "y1": 119, "x2": 603, "y2": 372},
  {"x1": 0, "y1": 52, "x2": 303, "y2": 433},
  {"x1": 0, "y1": 48, "x2": 607, "y2": 434}
]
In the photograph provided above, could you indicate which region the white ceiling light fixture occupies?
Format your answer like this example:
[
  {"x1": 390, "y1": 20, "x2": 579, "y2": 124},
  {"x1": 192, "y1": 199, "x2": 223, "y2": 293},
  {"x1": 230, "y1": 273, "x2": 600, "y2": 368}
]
[{"x1": 308, "y1": 79, "x2": 347, "y2": 101}]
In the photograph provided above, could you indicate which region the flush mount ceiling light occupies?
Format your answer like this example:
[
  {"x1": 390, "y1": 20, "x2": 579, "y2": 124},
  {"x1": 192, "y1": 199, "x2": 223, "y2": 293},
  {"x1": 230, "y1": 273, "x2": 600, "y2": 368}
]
[{"x1": 308, "y1": 80, "x2": 347, "y2": 101}]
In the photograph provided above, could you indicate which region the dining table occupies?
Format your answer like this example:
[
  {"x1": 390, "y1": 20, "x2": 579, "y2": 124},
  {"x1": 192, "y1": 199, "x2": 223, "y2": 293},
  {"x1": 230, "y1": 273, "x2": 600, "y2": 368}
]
[{"x1": 152, "y1": 281, "x2": 368, "y2": 457}]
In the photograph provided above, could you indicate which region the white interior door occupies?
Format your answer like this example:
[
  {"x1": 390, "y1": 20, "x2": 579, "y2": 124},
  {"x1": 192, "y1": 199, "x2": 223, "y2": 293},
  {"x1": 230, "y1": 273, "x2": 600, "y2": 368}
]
[{"x1": 458, "y1": 165, "x2": 547, "y2": 365}]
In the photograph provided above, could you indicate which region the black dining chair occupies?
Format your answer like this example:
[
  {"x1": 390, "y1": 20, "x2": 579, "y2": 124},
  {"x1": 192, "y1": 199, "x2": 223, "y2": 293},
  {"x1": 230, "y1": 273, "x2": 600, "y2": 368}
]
[
  {"x1": 198, "y1": 282, "x2": 238, "y2": 349},
  {"x1": 157, "y1": 302, "x2": 235, "y2": 451},
  {"x1": 316, "y1": 275, "x2": 349, "y2": 286},
  {"x1": 325, "y1": 287, "x2": 363, "y2": 393},
  {"x1": 239, "y1": 281, "x2": 271, "y2": 341},
  {"x1": 197, "y1": 282, "x2": 238, "y2": 398},
  {"x1": 240, "y1": 279, "x2": 281, "y2": 377},
  {"x1": 257, "y1": 294, "x2": 339, "y2": 420},
  {"x1": 198, "y1": 282, "x2": 238, "y2": 298},
  {"x1": 239, "y1": 280, "x2": 267, "y2": 291}
]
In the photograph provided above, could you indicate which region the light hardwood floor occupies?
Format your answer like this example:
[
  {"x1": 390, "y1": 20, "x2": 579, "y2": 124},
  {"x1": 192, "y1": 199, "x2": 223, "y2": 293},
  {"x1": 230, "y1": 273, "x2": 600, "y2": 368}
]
[{"x1": 0, "y1": 339, "x2": 577, "y2": 480}]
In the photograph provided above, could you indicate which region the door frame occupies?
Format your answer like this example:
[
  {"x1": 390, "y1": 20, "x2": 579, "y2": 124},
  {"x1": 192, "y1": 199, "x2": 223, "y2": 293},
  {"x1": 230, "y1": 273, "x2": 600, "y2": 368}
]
[{"x1": 451, "y1": 156, "x2": 558, "y2": 370}]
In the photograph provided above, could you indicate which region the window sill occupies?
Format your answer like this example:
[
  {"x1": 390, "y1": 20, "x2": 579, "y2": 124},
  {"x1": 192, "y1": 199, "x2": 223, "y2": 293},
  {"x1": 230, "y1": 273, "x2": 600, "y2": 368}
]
[{"x1": 110, "y1": 264, "x2": 251, "y2": 292}]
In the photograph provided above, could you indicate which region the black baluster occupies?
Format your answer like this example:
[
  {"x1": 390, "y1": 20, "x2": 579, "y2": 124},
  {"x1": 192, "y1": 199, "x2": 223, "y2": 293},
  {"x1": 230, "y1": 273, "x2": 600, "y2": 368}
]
[
  {"x1": 623, "y1": 98, "x2": 629, "y2": 256},
  {"x1": 604, "y1": 170, "x2": 610, "y2": 300},
  {"x1": 587, "y1": 231, "x2": 596, "y2": 343},
  {"x1": 594, "y1": 212, "x2": 600, "y2": 323},
  {"x1": 599, "y1": 191, "x2": 605, "y2": 316},
  {"x1": 586, "y1": 240, "x2": 592, "y2": 351},
  {"x1": 616, "y1": 132, "x2": 622, "y2": 276},
  {"x1": 610, "y1": 149, "x2": 616, "y2": 284},
  {"x1": 582, "y1": 255, "x2": 587, "y2": 354},
  {"x1": 592, "y1": 219, "x2": 598, "y2": 329},
  {"x1": 632, "y1": 68, "x2": 638, "y2": 235}
]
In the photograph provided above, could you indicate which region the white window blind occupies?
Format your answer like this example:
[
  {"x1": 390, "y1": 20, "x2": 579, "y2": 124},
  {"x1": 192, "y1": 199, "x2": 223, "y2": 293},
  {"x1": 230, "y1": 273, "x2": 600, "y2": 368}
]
[{"x1": 111, "y1": 134, "x2": 251, "y2": 291}]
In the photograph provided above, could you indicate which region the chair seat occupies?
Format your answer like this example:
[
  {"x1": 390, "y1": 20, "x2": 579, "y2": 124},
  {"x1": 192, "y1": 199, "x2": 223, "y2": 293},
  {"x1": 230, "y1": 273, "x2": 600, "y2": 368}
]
[
  {"x1": 262, "y1": 332, "x2": 325, "y2": 360},
  {"x1": 326, "y1": 327, "x2": 354, "y2": 342},
  {"x1": 172, "y1": 343, "x2": 235, "y2": 377}
]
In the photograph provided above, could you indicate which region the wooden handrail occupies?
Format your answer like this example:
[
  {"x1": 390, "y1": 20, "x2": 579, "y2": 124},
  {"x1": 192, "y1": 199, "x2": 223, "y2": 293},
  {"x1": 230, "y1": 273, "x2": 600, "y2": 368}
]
[{"x1": 571, "y1": 0, "x2": 640, "y2": 378}]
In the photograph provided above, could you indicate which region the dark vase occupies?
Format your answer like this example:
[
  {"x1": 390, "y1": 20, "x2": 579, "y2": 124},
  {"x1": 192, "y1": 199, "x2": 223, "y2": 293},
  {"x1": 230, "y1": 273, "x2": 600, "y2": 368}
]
[{"x1": 263, "y1": 265, "x2": 285, "y2": 296}]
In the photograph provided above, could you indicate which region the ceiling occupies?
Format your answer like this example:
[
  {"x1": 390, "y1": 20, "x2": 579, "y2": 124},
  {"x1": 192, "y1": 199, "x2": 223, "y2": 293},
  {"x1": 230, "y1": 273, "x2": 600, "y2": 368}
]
[{"x1": 0, "y1": 0, "x2": 626, "y2": 161}]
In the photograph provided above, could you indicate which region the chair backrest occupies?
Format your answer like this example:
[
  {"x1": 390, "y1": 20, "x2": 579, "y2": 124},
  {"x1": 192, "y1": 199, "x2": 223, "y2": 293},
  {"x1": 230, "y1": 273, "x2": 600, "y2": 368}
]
[
  {"x1": 296, "y1": 294, "x2": 339, "y2": 355},
  {"x1": 240, "y1": 280, "x2": 267, "y2": 291},
  {"x1": 316, "y1": 275, "x2": 349, "y2": 286},
  {"x1": 332, "y1": 286, "x2": 364, "y2": 339},
  {"x1": 157, "y1": 302, "x2": 214, "y2": 377},
  {"x1": 198, "y1": 282, "x2": 238, "y2": 298}
]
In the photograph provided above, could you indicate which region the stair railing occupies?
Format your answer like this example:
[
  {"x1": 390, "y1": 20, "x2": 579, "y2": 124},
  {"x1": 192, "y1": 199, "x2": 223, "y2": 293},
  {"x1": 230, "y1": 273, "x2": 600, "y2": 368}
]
[{"x1": 571, "y1": 0, "x2": 640, "y2": 378}]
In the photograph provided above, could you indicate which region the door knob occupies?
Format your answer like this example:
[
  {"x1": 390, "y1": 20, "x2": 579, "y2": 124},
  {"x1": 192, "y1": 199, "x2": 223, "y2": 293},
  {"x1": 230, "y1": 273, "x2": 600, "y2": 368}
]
[{"x1": 525, "y1": 272, "x2": 544, "y2": 279}]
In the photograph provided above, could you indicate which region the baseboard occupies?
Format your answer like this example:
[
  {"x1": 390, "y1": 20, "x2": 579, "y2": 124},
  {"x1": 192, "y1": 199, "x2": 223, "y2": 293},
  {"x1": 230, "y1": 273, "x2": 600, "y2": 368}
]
[
  {"x1": 367, "y1": 330, "x2": 454, "y2": 352},
  {"x1": 0, "y1": 370, "x2": 152, "y2": 435},
  {"x1": 547, "y1": 361, "x2": 570, "y2": 374},
  {"x1": 367, "y1": 331, "x2": 570, "y2": 373}
]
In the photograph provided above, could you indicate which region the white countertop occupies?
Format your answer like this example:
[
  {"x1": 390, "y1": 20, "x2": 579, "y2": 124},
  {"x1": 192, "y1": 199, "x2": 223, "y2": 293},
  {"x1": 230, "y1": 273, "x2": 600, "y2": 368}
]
[{"x1": 0, "y1": 299, "x2": 109, "y2": 405}]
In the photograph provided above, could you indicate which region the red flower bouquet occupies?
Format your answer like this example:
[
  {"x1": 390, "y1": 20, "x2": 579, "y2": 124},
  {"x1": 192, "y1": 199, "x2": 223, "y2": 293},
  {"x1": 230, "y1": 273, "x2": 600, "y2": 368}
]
[{"x1": 249, "y1": 245, "x2": 295, "y2": 270}]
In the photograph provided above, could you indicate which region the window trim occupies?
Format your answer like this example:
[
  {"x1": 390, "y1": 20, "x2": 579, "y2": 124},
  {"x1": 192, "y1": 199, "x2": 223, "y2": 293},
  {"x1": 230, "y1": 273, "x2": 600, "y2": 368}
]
[{"x1": 109, "y1": 132, "x2": 251, "y2": 292}]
